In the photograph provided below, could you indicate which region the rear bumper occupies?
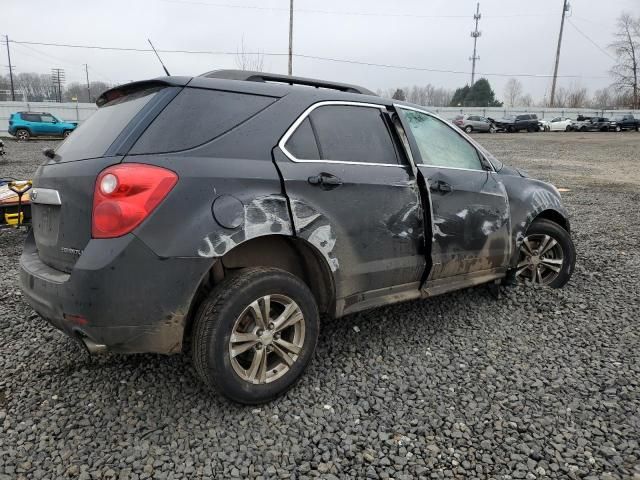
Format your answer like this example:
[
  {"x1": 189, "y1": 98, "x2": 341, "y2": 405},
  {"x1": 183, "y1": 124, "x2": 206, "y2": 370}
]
[{"x1": 19, "y1": 230, "x2": 212, "y2": 354}]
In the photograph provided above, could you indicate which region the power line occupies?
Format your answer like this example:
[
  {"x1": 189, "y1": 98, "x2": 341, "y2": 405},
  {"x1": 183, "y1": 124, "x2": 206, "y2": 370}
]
[
  {"x1": 5, "y1": 39, "x2": 609, "y2": 79},
  {"x1": 567, "y1": 19, "x2": 616, "y2": 61},
  {"x1": 160, "y1": 0, "x2": 557, "y2": 19}
]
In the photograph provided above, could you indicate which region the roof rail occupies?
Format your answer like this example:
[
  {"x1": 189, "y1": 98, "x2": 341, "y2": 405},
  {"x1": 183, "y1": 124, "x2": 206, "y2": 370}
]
[{"x1": 200, "y1": 69, "x2": 376, "y2": 96}]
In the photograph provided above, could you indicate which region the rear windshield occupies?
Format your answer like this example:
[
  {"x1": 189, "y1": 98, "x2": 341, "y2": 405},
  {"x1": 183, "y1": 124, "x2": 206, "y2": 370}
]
[{"x1": 55, "y1": 87, "x2": 162, "y2": 161}]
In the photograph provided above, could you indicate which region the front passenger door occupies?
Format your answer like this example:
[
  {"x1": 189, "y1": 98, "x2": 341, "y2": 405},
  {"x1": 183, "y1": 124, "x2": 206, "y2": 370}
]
[
  {"x1": 397, "y1": 107, "x2": 511, "y2": 282},
  {"x1": 39, "y1": 114, "x2": 59, "y2": 135}
]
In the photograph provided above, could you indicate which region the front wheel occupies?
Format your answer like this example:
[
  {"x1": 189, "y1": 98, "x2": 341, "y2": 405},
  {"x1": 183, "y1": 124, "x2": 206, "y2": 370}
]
[
  {"x1": 515, "y1": 219, "x2": 576, "y2": 288},
  {"x1": 614, "y1": 125, "x2": 621, "y2": 132},
  {"x1": 63, "y1": 130, "x2": 72, "y2": 138},
  {"x1": 192, "y1": 267, "x2": 320, "y2": 404},
  {"x1": 565, "y1": 125, "x2": 572, "y2": 132},
  {"x1": 489, "y1": 125, "x2": 496, "y2": 134}
]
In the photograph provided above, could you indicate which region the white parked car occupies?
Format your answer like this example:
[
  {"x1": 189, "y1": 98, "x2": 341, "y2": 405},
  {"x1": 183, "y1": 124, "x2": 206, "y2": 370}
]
[{"x1": 547, "y1": 117, "x2": 573, "y2": 132}]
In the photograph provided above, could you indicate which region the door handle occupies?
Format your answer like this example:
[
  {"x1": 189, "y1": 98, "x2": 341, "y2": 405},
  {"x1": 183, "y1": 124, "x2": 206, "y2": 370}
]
[
  {"x1": 430, "y1": 180, "x2": 453, "y2": 194},
  {"x1": 308, "y1": 173, "x2": 343, "y2": 189}
]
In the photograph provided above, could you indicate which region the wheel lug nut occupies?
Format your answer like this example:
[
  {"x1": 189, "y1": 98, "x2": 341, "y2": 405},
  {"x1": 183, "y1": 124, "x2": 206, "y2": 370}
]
[
  {"x1": 268, "y1": 322, "x2": 275, "y2": 330},
  {"x1": 256, "y1": 329, "x2": 264, "y2": 336},
  {"x1": 255, "y1": 344, "x2": 262, "y2": 350}
]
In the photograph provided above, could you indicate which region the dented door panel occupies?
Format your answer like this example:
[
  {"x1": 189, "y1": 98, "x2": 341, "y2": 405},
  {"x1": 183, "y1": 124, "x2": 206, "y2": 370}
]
[
  {"x1": 274, "y1": 149, "x2": 425, "y2": 303},
  {"x1": 421, "y1": 166, "x2": 511, "y2": 279}
]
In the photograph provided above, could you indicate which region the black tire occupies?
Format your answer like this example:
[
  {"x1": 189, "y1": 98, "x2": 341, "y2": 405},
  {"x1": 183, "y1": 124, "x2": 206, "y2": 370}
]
[
  {"x1": 520, "y1": 218, "x2": 576, "y2": 288},
  {"x1": 614, "y1": 125, "x2": 621, "y2": 132},
  {"x1": 464, "y1": 125, "x2": 473, "y2": 134},
  {"x1": 507, "y1": 126, "x2": 514, "y2": 133},
  {"x1": 192, "y1": 267, "x2": 320, "y2": 404},
  {"x1": 16, "y1": 129, "x2": 30, "y2": 141},
  {"x1": 489, "y1": 125, "x2": 496, "y2": 134},
  {"x1": 63, "y1": 130, "x2": 72, "y2": 138},
  {"x1": 580, "y1": 126, "x2": 587, "y2": 132},
  {"x1": 565, "y1": 125, "x2": 572, "y2": 132}
]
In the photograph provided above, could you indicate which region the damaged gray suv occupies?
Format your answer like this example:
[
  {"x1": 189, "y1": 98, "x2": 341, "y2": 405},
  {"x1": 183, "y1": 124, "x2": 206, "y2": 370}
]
[{"x1": 20, "y1": 71, "x2": 576, "y2": 403}]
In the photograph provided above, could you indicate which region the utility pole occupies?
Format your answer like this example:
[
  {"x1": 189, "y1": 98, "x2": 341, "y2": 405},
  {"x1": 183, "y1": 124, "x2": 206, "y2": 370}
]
[
  {"x1": 84, "y1": 64, "x2": 91, "y2": 102},
  {"x1": 288, "y1": 0, "x2": 293, "y2": 75},
  {"x1": 5, "y1": 35, "x2": 15, "y2": 101},
  {"x1": 51, "y1": 68, "x2": 65, "y2": 103},
  {"x1": 469, "y1": 2, "x2": 481, "y2": 85},
  {"x1": 549, "y1": 0, "x2": 569, "y2": 107}
]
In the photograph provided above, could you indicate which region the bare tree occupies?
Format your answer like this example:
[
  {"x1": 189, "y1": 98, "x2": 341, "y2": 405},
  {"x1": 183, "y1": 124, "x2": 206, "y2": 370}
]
[
  {"x1": 553, "y1": 86, "x2": 568, "y2": 107},
  {"x1": 591, "y1": 88, "x2": 612, "y2": 108},
  {"x1": 504, "y1": 78, "x2": 523, "y2": 107},
  {"x1": 566, "y1": 82, "x2": 588, "y2": 108},
  {"x1": 235, "y1": 36, "x2": 264, "y2": 72},
  {"x1": 64, "y1": 81, "x2": 111, "y2": 103},
  {"x1": 609, "y1": 13, "x2": 640, "y2": 108},
  {"x1": 519, "y1": 94, "x2": 533, "y2": 107}
]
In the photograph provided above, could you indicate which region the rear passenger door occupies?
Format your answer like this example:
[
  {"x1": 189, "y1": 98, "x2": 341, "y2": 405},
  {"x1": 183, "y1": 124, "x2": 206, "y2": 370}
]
[
  {"x1": 396, "y1": 107, "x2": 510, "y2": 283},
  {"x1": 275, "y1": 101, "x2": 425, "y2": 312},
  {"x1": 21, "y1": 113, "x2": 42, "y2": 135}
]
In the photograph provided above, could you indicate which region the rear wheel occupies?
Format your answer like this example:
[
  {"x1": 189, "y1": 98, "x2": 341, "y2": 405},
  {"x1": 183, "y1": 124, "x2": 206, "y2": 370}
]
[
  {"x1": 464, "y1": 125, "x2": 473, "y2": 134},
  {"x1": 515, "y1": 219, "x2": 575, "y2": 288},
  {"x1": 614, "y1": 125, "x2": 621, "y2": 132},
  {"x1": 192, "y1": 267, "x2": 320, "y2": 404},
  {"x1": 16, "y1": 129, "x2": 30, "y2": 141},
  {"x1": 489, "y1": 125, "x2": 496, "y2": 134}
]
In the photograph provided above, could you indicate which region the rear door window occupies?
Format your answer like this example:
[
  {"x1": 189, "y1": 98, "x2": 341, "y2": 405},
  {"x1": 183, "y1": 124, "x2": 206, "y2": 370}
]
[
  {"x1": 56, "y1": 86, "x2": 163, "y2": 161},
  {"x1": 131, "y1": 88, "x2": 277, "y2": 154},
  {"x1": 22, "y1": 113, "x2": 41, "y2": 122},
  {"x1": 306, "y1": 105, "x2": 399, "y2": 165}
]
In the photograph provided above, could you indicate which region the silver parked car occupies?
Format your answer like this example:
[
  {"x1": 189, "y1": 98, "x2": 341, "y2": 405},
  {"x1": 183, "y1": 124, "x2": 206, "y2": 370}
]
[{"x1": 453, "y1": 114, "x2": 496, "y2": 134}]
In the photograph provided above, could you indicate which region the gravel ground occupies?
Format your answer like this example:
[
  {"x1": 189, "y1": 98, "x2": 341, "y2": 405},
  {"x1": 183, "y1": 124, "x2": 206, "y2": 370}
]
[{"x1": 1, "y1": 135, "x2": 639, "y2": 479}]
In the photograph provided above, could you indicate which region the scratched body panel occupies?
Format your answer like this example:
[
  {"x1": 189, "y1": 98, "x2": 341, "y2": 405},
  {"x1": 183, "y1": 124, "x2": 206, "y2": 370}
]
[{"x1": 274, "y1": 149, "x2": 425, "y2": 302}]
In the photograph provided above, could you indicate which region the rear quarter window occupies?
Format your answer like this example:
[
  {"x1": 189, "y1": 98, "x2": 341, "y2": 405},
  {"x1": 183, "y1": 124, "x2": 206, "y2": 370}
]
[
  {"x1": 55, "y1": 87, "x2": 162, "y2": 161},
  {"x1": 131, "y1": 88, "x2": 277, "y2": 154}
]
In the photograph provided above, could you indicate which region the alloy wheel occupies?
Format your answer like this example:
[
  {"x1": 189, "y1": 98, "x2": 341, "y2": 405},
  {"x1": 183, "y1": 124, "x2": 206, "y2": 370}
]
[
  {"x1": 17, "y1": 130, "x2": 29, "y2": 141},
  {"x1": 229, "y1": 294, "x2": 305, "y2": 384},
  {"x1": 515, "y1": 234, "x2": 564, "y2": 285}
]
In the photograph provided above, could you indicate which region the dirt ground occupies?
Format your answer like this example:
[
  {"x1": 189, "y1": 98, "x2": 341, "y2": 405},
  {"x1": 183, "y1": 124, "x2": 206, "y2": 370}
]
[
  {"x1": 475, "y1": 131, "x2": 640, "y2": 190},
  {"x1": 1, "y1": 133, "x2": 639, "y2": 479}
]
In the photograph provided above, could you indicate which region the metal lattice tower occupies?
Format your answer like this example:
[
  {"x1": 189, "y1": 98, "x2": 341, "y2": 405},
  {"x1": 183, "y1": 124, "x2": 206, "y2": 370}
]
[{"x1": 469, "y1": 2, "x2": 481, "y2": 85}]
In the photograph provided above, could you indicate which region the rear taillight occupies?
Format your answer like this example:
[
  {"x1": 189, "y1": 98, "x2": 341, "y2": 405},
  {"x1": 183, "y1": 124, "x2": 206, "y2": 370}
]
[{"x1": 92, "y1": 163, "x2": 178, "y2": 239}]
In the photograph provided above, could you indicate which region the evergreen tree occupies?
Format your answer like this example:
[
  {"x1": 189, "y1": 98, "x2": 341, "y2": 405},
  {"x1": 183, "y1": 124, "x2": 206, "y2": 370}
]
[{"x1": 450, "y1": 85, "x2": 470, "y2": 106}]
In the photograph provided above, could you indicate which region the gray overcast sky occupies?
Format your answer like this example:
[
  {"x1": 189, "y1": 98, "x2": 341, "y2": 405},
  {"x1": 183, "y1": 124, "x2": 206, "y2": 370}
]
[{"x1": 4, "y1": 0, "x2": 639, "y2": 101}]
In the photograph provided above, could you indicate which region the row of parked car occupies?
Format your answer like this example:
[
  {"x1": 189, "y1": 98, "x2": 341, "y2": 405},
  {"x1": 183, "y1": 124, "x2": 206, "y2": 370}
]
[
  {"x1": 453, "y1": 113, "x2": 640, "y2": 134},
  {"x1": 5, "y1": 109, "x2": 640, "y2": 141}
]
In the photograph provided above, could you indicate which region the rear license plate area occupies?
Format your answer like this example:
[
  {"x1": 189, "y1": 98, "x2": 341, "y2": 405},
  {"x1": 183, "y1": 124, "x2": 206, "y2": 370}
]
[{"x1": 32, "y1": 204, "x2": 60, "y2": 247}]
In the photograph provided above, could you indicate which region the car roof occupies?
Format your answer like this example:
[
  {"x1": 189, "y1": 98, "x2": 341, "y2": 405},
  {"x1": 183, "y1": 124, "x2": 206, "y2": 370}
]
[{"x1": 98, "y1": 71, "x2": 392, "y2": 108}]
